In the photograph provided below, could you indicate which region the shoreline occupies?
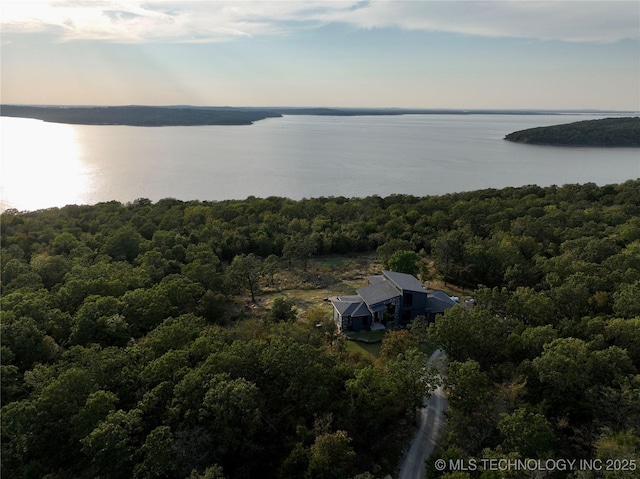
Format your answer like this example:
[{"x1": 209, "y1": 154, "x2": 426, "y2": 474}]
[{"x1": 4, "y1": 104, "x2": 634, "y2": 127}]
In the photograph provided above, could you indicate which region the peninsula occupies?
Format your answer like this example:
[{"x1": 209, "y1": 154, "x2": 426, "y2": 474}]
[
  {"x1": 505, "y1": 116, "x2": 640, "y2": 147},
  {"x1": 0, "y1": 105, "x2": 281, "y2": 126}
]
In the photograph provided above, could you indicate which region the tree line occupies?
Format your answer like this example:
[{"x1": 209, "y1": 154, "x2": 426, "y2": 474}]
[{"x1": 2, "y1": 179, "x2": 639, "y2": 478}]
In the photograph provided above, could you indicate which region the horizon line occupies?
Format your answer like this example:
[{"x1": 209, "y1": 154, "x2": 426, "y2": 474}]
[{"x1": 2, "y1": 103, "x2": 639, "y2": 114}]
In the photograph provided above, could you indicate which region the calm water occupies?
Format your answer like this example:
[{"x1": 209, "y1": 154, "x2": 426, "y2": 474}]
[{"x1": 1, "y1": 114, "x2": 639, "y2": 212}]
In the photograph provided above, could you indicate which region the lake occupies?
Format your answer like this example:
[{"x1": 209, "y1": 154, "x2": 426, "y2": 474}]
[{"x1": 1, "y1": 113, "x2": 639, "y2": 212}]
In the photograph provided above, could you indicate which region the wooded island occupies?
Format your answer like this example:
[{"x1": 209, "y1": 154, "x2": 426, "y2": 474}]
[{"x1": 505, "y1": 116, "x2": 640, "y2": 147}]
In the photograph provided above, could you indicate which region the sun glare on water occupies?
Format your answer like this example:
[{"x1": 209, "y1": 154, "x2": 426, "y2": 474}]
[{"x1": 1, "y1": 118, "x2": 92, "y2": 212}]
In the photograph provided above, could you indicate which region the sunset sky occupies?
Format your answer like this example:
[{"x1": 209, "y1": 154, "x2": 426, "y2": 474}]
[{"x1": 1, "y1": 1, "x2": 639, "y2": 110}]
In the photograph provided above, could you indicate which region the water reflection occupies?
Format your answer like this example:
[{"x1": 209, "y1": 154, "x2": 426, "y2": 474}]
[
  {"x1": 1, "y1": 118, "x2": 91, "y2": 211},
  {"x1": 1, "y1": 114, "x2": 638, "y2": 213}
]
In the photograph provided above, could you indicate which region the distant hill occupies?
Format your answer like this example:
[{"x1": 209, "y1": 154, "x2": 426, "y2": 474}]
[
  {"x1": 3, "y1": 104, "x2": 638, "y2": 130},
  {"x1": 0, "y1": 105, "x2": 282, "y2": 126},
  {"x1": 505, "y1": 117, "x2": 640, "y2": 147},
  {"x1": 1, "y1": 104, "x2": 564, "y2": 126}
]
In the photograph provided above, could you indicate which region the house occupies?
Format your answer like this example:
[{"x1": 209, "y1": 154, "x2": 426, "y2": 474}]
[{"x1": 329, "y1": 270, "x2": 457, "y2": 332}]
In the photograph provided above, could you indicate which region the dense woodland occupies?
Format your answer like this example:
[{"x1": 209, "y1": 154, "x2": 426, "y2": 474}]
[
  {"x1": 505, "y1": 117, "x2": 640, "y2": 147},
  {"x1": 2, "y1": 180, "x2": 640, "y2": 478}
]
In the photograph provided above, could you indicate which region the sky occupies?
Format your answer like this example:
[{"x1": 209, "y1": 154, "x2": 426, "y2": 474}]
[{"x1": 1, "y1": 0, "x2": 639, "y2": 110}]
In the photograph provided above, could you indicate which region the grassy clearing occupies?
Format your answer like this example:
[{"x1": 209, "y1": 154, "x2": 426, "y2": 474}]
[
  {"x1": 344, "y1": 332, "x2": 437, "y2": 362},
  {"x1": 344, "y1": 330, "x2": 386, "y2": 359},
  {"x1": 347, "y1": 330, "x2": 386, "y2": 342},
  {"x1": 257, "y1": 254, "x2": 379, "y2": 315},
  {"x1": 262, "y1": 254, "x2": 471, "y2": 314},
  {"x1": 345, "y1": 338, "x2": 383, "y2": 359},
  {"x1": 253, "y1": 254, "x2": 450, "y2": 361}
]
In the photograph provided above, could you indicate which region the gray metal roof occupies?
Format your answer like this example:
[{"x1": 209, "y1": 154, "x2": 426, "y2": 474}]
[
  {"x1": 338, "y1": 295, "x2": 362, "y2": 302},
  {"x1": 357, "y1": 281, "x2": 401, "y2": 307},
  {"x1": 351, "y1": 302, "x2": 372, "y2": 317},
  {"x1": 383, "y1": 270, "x2": 427, "y2": 293},
  {"x1": 426, "y1": 291, "x2": 457, "y2": 313},
  {"x1": 331, "y1": 297, "x2": 370, "y2": 317}
]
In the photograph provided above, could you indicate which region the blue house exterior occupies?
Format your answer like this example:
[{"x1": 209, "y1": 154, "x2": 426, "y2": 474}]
[{"x1": 329, "y1": 271, "x2": 456, "y2": 332}]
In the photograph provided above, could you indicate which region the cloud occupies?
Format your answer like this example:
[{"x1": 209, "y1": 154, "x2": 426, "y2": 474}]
[
  {"x1": 0, "y1": 1, "x2": 348, "y2": 42},
  {"x1": 1, "y1": 0, "x2": 638, "y2": 44},
  {"x1": 315, "y1": 1, "x2": 640, "y2": 44}
]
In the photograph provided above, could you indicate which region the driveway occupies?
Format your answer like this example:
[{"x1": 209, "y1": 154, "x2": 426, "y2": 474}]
[{"x1": 398, "y1": 349, "x2": 447, "y2": 479}]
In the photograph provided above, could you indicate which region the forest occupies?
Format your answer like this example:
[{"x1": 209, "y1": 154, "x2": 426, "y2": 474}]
[
  {"x1": 2, "y1": 179, "x2": 639, "y2": 479},
  {"x1": 504, "y1": 117, "x2": 640, "y2": 147}
]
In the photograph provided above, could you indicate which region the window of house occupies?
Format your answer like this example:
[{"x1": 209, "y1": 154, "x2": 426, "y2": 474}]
[{"x1": 403, "y1": 292, "x2": 413, "y2": 307}]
